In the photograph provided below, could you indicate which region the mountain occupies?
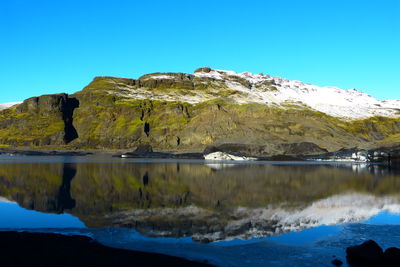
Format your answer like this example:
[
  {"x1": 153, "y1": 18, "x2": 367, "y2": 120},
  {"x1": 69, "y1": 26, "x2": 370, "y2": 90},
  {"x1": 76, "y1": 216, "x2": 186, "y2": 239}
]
[{"x1": 0, "y1": 67, "x2": 399, "y2": 155}]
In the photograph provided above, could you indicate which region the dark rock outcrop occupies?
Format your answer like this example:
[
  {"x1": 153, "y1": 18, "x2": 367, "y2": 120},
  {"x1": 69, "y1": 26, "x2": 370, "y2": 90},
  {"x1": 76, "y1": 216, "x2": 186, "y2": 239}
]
[
  {"x1": 278, "y1": 142, "x2": 328, "y2": 155},
  {"x1": 331, "y1": 258, "x2": 343, "y2": 266},
  {"x1": 134, "y1": 144, "x2": 153, "y2": 153},
  {"x1": 346, "y1": 240, "x2": 383, "y2": 266},
  {"x1": 194, "y1": 67, "x2": 212, "y2": 73},
  {"x1": 346, "y1": 240, "x2": 400, "y2": 267},
  {"x1": 383, "y1": 247, "x2": 400, "y2": 267},
  {"x1": 0, "y1": 93, "x2": 79, "y2": 146}
]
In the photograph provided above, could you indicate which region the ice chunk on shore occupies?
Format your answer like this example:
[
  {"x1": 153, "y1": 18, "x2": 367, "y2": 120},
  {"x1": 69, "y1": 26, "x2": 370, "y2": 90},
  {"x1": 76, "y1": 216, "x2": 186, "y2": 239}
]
[{"x1": 204, "y1": 151, "x2": 257, "y2": 161}]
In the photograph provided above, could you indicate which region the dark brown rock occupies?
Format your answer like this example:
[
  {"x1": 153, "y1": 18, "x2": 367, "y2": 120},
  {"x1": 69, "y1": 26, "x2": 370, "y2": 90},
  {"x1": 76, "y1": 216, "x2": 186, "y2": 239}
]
[
  {"x1": 346, "y1": 240, "x2": 383, "y2": 266},
  {"x1": 383, "y1": 247, "x2": 400, "y2": 267},
  {"x1": 194, "y1": 67, "x2": 212, "y2": 73},
  {"x1": 331, "y1": 258, "x2": 343, "y2": 266},
  {"x1": 278, "y1": 142, "x2": 328, "y2": 155},
  {"x1": 1, "y1": 93, "x2": 79, "y2": 146},
  {"x1": 135, "y1": 144, "x2": 153, "y2": 152}
]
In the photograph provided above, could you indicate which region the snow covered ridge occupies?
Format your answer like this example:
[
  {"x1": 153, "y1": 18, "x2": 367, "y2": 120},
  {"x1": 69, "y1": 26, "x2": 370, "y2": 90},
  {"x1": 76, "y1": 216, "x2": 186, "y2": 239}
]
[
  {"x1": 111, "y1": 67, "x2": 400, "y2": 120},
  {"x1": 0, "y1": 102, "x2": 22, "y2": 111},
  {"x1": 195, "y1": 68, "x2": 400, "y2": 119}
]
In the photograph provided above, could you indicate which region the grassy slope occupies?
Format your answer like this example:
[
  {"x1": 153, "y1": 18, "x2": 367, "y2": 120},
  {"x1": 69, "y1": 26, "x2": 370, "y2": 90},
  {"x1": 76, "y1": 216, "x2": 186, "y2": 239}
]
[{"x1": 0, "y1": 105, "x2": 65, "y2": 146}]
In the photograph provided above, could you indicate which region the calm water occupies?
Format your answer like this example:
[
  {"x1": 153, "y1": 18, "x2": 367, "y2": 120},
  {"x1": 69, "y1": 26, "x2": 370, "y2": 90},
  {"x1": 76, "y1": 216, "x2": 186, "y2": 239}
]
[{"x1": 1, "y1": 155, "x2": 400, "y2": 266}]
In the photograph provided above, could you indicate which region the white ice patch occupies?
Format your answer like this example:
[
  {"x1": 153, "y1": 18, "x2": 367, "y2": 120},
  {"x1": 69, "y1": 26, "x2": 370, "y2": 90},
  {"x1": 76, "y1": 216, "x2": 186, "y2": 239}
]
[{"x1": 204, "y1": 151, "x2": 257, "y2": 161}]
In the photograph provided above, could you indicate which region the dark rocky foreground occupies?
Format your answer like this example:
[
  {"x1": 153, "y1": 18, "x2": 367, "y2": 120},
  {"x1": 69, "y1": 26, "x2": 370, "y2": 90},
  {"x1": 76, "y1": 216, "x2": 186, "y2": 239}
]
[
  {"x1": 346, "y1": 240, "x2": 400, "y2": 267},
  {"x1": 0, "y1": 231, "x2": 213, "y2": 267}
]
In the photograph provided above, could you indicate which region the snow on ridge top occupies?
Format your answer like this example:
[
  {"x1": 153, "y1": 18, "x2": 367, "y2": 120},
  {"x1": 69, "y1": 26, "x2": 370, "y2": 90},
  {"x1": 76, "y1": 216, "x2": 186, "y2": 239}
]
[
  {"x1": 109, "y1": 67, "x2": 399, "y2": 119},
  {"x1": 194, "y1": 68, "x2": 400, "y2": 119},
  {"x1": 148, "y1": 75, "x2": 176, "y2": 79},
  {"x1": 383, "y1": 99, "x2": 400, "y2": 108},
  {"x1": 0, "y1": 102, "x2": 22, "y2": 111}
]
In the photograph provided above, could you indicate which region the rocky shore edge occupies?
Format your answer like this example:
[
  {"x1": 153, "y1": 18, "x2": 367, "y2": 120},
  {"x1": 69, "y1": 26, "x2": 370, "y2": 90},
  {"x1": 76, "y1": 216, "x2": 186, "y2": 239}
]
[
  {"x1": 0, "y1": 231, "x2": 213, "y2": 267},
  {"x1": 119, "y1": 144, "x2": 400, "y2": 164},
  {"x1": 1, "y1": 144, "x2": 400, "y2": 164}
]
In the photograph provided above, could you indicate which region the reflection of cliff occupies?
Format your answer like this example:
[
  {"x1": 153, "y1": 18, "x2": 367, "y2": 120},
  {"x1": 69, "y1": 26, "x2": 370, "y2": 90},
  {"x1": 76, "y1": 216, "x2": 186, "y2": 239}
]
[
  {"x1": 0, "y1": 164, "x2": 62, "y2": 212},
  {"x1": 1, "y1": 163, "x2": 400, "y2": 213},
  {"x1": 0, "y1": 163, "x2": 76, "y2": 214},
  {"x1": 70, "y1": 163, "x2": 400, "y2": 216},
  {"x1": 1, "y1": 162, "x2": 400, "y2": 241},
  {"x1": 56, "y1": 164, "x2": 76, "y2": 212}
]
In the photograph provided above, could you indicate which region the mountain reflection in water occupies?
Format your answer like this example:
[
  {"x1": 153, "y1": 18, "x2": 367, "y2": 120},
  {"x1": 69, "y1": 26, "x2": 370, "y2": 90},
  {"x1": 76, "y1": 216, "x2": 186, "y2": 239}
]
[{"x1": 1, "y1": 157, "x2": 400, "y2": 242}]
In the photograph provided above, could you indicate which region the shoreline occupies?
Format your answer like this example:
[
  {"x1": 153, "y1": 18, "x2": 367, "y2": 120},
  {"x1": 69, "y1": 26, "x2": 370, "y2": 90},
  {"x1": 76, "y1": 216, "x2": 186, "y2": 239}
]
[{"x1": 1, "y1": 146, "x2": 399, "y2": 165}]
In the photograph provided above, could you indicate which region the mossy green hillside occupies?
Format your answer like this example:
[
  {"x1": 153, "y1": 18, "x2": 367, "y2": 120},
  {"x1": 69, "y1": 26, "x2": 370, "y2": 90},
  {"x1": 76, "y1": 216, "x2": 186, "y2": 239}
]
[
  {"x1": 0, "y1": 95, "x2": 69, "y2": 146},
  {"x1": 0, "y1": 75, "x2": 399, "y2": 153}
]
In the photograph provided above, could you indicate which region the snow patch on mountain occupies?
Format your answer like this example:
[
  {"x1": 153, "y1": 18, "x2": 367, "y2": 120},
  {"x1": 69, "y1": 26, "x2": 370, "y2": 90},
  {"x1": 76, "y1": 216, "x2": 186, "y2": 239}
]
[
  {"x1": 0, "y1": 102, "x2": 21, "y2": 111},
  {"x1": 110, "y1": 68, "x2": 400, "y2": 120},
  {"x1": 196, "y1": 69, "x2": 400, "y2": 119},
  {"x1": 147, "y1": 75, "x2": 176, "y2": 79}
]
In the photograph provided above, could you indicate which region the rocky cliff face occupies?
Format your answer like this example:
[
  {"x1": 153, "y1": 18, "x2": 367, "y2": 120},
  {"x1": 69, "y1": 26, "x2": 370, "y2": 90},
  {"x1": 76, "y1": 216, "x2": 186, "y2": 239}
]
[
  {"x1": 0, "y1": 68, "x2": 399, "y2": 154},
  {"x1": 0, "y1": 94, "x2": 79, "y2": 146}
]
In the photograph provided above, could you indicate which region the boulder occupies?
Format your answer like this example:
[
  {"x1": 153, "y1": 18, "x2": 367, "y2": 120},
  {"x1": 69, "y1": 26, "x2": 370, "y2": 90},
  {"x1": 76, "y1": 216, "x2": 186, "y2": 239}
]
[
  {"x1": 383, "y1": 247, "x2": 400, "y2": 267},
  {"x1": 346, "y1": 240, "x2": 383, "y2": 266},
  {"x1": 134, "y1": 144, "x2": 153, "y2": 153},
  {"x1": 279, "y1": 142, "x2": 328, "y2": 155},
  {"x1": 331, "y1": 258, "x2": 343, "y2": 266},
  {"x1": 194, "y1": 67, "x2": 212, "y2": 73}
]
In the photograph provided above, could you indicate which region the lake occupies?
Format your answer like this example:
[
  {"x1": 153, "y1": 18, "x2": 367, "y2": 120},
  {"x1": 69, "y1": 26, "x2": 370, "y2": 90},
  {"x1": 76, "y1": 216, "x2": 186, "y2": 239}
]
[{"x1": 1, "y1": 155, "x2": 400, "y2": 266}]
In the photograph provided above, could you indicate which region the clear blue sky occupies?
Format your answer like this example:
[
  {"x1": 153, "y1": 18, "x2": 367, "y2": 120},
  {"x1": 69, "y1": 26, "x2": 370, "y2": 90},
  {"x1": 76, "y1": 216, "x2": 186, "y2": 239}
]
[{"x1": 1, "y1": 0, "x2": 399, "y2": 102}]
